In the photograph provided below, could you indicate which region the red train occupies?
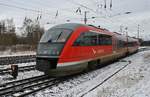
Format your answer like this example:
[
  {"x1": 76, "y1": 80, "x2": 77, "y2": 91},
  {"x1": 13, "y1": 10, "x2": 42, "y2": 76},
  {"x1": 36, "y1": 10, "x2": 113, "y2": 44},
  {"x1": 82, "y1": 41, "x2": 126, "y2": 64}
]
[{"x1": 36, "y1": 23, "x2": 139, "y2": 76}]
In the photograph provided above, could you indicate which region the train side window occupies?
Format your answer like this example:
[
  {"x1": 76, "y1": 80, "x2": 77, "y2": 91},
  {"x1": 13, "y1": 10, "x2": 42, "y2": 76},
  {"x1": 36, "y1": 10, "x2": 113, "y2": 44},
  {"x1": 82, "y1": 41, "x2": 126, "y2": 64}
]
[
  {"x1": 127, "y1": 42, "x2": 136, "y2": 47},
  {"x1": 98, "y1": 34, "x2": 112, "y2": 45},
  {"x1": 73, "y1": 32, "x2": 98, "y2": 46},
  {"x1": 86, "y1": 32, "x2": 98, "y2": 46},
  {"x1": 119, "y1": 40, "x2": 124, "y2": 48},
  {"x1": 73, "y1": 33, "x2": 85, "y2": 46},
  {"x1": 73, "y1": 32, "x2": 112, "y2": 46},
  {"x1": 117, "y1": 40, "x2": 125, "y2": 48}
]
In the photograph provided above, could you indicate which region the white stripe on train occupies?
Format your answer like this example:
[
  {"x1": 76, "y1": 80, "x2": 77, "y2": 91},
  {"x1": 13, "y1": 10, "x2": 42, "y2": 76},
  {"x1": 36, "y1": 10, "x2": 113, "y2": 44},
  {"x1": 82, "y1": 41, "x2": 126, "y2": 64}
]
[{"x1": 57, "y1": 59, "x2": 92, "y2": 67}]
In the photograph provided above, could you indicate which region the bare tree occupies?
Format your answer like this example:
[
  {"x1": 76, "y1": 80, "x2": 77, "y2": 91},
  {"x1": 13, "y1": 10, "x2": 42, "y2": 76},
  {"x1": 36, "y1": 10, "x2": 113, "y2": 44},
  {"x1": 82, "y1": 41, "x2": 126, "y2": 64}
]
[{"x1": 21, "y1": 17, "x2": 44, "y2": 45}]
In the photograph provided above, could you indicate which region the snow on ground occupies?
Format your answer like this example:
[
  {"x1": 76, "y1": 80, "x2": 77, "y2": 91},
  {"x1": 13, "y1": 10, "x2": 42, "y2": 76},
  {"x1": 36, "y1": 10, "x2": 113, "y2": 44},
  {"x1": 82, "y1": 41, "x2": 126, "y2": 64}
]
[
  {"x1": 0, "y1": 50, "x2": 36, "y2": 57},
  {"x1": 0, "y1": 62, "x2": 42, "y2": 84},
  {"x1": 0, "y1": 70, "x2": 43, "y2": 84},
  {"x1": 27, "y1": 55, "x2": 132, "y2": 97},
  {"x1": 84, "y1": 50, "x2": 150, "y2": 97}
]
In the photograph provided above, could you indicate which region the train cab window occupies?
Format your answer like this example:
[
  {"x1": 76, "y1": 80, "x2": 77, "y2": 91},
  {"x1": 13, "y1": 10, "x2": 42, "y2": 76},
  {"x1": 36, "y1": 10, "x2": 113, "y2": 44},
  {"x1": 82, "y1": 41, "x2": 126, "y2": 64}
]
[
  {"x1": 73, "y1": 32, "x2": 112, "y2": 46},
  {"x1": 40, "y1": 28, "x2": 72, "y2": 43}
]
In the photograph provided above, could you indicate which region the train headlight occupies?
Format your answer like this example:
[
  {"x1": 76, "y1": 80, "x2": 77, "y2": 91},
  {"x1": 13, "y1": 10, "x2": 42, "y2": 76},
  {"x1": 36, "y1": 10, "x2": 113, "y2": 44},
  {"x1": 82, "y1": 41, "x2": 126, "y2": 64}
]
[{"x1": 43, "y1": 51, "x2": 48, "y2": 54}]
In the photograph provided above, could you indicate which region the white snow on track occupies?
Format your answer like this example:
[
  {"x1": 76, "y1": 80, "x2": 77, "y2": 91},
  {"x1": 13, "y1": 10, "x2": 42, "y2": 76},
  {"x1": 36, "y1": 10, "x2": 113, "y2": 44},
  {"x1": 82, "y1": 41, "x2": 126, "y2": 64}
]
[
  {"x1": 0, "y1": 62, "x2": 43, "y2": 84},
  {"x1": 0, "y1": 51, "x2": 35, "y2": 57},
  {"x1": 0, "y1": 62, "x2": 36, "y2": 70},
  {"x1": 0, "y1": 70, "x2": 43, "y2": 84}
]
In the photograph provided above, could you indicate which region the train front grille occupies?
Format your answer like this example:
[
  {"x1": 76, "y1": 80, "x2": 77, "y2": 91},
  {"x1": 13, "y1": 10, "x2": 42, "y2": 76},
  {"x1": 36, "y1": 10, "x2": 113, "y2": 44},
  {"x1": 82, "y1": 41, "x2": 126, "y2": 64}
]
[{"x1": 36, "y1": 58, "x2": 58, "y2": 72}]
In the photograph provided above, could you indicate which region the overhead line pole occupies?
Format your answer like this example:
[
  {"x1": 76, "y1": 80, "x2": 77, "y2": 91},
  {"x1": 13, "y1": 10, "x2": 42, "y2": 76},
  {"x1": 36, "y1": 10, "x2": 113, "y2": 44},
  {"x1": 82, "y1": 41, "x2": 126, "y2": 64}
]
[
  {"x1": 84, "y1": 11, "x2": 88, "y2": 24},
  {"x1": 125, "y1": 27, "x2": 129, "y2": 53},
  {"x1": 137, "y1": 24, "x2": 140, "y2": 39}
]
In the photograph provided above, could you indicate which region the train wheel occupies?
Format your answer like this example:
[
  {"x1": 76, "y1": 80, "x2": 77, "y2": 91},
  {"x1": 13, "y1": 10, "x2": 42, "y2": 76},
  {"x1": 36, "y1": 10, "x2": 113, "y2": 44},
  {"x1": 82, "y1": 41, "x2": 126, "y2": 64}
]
[
  {"x1": 44, "y1": 71, "x2": 49, "y2": 75},
  {"x1": 88, "y1": 60, "x2": 97, "y2": 70}
]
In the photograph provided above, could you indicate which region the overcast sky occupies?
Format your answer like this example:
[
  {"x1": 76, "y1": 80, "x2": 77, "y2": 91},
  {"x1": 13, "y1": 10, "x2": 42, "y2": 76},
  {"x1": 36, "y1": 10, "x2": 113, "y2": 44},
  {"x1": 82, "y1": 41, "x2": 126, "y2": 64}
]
[{"x1": 0, "y1": 0, "x2": 150, "y2": 40}]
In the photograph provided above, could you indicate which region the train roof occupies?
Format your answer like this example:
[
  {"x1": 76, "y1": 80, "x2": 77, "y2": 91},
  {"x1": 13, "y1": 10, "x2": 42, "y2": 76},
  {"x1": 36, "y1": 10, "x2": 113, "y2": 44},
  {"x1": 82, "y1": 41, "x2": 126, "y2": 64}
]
[
  {"x1": 50, "y1": 23, "x2": 139, "y2": 42},
  {"x1": 115, "y1": 32, "x2": 139, "y2": 42},
  {"x1": 51, "y1": 23, "x2": 85, "y2": 30},
  {"x1": 51, "y1": 23, "x2": 110, "y2": 32}
]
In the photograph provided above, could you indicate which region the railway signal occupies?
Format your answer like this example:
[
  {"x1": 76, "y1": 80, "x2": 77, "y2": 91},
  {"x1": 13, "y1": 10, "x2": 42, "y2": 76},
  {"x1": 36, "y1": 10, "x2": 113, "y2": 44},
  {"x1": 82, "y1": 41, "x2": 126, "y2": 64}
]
[{"x1": 11, "y1": 64, "x2": 18, "y2": 79}]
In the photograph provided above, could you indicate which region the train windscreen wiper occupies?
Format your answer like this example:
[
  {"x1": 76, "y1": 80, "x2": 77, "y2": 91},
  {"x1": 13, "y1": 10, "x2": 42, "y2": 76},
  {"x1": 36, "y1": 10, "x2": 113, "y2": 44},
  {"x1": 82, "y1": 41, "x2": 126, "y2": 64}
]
[{"x1": 56, "y1": 32, "x2": 63, "y2": 41}]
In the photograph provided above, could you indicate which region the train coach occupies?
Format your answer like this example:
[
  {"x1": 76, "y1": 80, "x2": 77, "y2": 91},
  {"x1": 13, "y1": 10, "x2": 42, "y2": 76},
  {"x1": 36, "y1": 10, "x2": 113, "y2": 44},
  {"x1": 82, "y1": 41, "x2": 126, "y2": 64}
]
[{"x1": 36, "y1": 23, "x2": 139, "y2": 76}]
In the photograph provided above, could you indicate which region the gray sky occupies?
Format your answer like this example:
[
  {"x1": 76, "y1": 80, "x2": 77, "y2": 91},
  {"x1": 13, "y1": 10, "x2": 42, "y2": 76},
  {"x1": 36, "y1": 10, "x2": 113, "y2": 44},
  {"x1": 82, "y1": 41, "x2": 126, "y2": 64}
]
[
  {"x1": 0, "y1": 0, "x2": 150, "y2": 40},
  {"x1": 0, "y1": 0, "x2": 148, "y2": 26}
]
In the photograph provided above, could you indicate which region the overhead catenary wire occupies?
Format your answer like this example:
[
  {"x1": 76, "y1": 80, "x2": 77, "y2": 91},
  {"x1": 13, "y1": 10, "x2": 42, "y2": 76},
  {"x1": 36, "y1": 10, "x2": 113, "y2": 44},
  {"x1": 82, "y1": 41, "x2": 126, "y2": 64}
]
[
  {"x1": 2, "y1": 0, "x2": 86, "y2": 21},
  {"x1": 0, "y1": 2, "x2": 42, "y2": 13},
  {"x1": 7, "y1": 0, "x2": 83, "y2": 16},
  {"x1": 0, "y1": 1, "x2": 76, "y2": 22},
  {"x1": 0, "y1": 1, "x2": 76, "y2": 17},
  {"x1": 0, "y1": 0, "x2": 123, "y2": 30},
  {"x1": 0, "y1": 1, "x2": 116, "y2": 25},
  {"x1": 0, "y1": 0, "x2": 109, "y2": 19},
  {"x1": 1, "y1": 0, "x2": 115, "y2": 19},
  {"x1": 66, "y1": 0, "x2": 97, "y2": 14},
  {"x1": 4, "y1": 0, "x2": 42, "y2": 10}
]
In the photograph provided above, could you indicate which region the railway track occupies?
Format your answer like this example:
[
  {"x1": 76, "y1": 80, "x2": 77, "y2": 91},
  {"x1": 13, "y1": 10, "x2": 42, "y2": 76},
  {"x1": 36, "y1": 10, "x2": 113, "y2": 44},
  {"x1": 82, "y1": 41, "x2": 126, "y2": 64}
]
[
  {"x1": 0, "y1": 75, "x2": 62, "y2": 97},
  {"x1": 0, "y1": 55, "x2": 36, "y2": 65},
  {"x1": 0, "y1": 60, "x2": 133, "y2": 97},
  {"x1": 138, "y1": 47, "x2": 150, "y2": 52},
  {"x1": 0, "y1": 65, "x2": 36, "y2": 75},
  {"x1": 80, "y1": 60, "x2": 131, "y2": 97},
  {"x1": 0, "y1": 51, "x2": 142, "y2": 97}
]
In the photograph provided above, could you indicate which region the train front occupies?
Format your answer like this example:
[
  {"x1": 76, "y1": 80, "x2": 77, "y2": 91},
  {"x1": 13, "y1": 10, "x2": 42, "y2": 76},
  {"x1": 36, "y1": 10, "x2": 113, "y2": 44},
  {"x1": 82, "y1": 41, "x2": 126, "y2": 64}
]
[{"x1": 36, "y1": 25, "x2": 72, "y2": 76}]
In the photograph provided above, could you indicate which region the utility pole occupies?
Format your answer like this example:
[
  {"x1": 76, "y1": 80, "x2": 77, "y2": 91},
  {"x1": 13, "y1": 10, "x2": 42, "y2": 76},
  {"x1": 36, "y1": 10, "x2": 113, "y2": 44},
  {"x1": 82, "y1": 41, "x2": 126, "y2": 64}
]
[
  {"x1": 84, "y1": 11, "x2": 88, "y2": 24},
  {"x1": 125, "y1": 27, "x2": 128, "y2": 42},
  {"x1": 120, "y1": 25, "x2": 123, "y2": 34},
  {"x1": 137, "y1": 24, "x2": 140, "y2": 39},
  {"x1": 0, "y1": 23, "x2": 1, "y2": 34},
  {"x1": 104, "y1": 0, "x2": 107, "y2": 9},
  {"x1": 125, "y1": 27, "x2": 129, "y2": 53}
]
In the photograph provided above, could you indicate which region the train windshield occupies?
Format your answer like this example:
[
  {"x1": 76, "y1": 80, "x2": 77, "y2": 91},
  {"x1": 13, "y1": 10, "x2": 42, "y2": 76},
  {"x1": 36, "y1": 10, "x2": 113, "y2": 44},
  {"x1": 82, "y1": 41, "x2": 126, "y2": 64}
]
[{"x1": 40, "y1": 28, "x2": 72, "y2": 43}]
